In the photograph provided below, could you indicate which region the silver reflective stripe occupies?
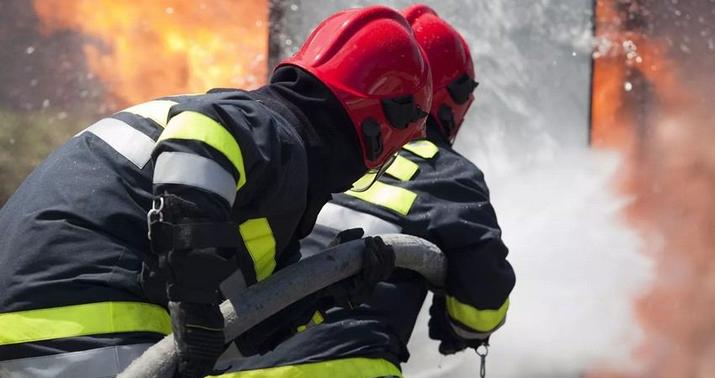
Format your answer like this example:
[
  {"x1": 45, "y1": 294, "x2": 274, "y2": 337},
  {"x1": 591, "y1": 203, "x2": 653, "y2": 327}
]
[
  {"x1": 449, "y1": 317, "x2": 505, "y2": 340},
  {"x1": 154, "y1": 151, "x2": 237, "y2": 206},
  {"x1": 0, "y1": 343, "x2": 152, "y2": 378},
  {"x1": 81, "y1": 118, "x2": 156, "y2": 169},
  {"x1": 119, "y1": 100, "x2": 177, "y2": 127},
  {"x1": 316, "y1": 202, "x2": 401, "y2": 236}
]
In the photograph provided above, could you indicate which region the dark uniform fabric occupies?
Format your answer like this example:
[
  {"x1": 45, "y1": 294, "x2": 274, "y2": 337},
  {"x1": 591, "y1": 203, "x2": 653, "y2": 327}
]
[
  {"x1": 0, "y1": 67, "x2": 364, "y2": 362},
  {"x1": 227, "y1": 124, "x2": 515, "y2": 374}
]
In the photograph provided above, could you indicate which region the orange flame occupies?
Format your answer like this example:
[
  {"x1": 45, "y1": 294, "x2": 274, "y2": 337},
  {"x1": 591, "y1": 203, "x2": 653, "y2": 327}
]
[
  {"x1": 590, "y1": 1, "x2": 715, "y2": 377},
  {"x1": 32, "y1": 0, "x2": 268, "y2": 106}
]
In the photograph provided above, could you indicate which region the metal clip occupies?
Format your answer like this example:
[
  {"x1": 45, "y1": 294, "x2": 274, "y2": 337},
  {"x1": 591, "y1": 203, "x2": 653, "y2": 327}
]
[
  {"x1": 146, "y1": 196, "x2": 165, "y2": 240},
  {"x1": 476, "y1": 342, "x2": 489, "y2": 378}
]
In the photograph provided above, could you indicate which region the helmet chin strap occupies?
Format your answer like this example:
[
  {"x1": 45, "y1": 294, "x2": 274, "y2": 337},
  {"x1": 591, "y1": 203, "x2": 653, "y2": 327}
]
[
  {"x1": 438, "y1": 104, "x2": 457, "y2": 138},
  {"x1": 361, "y1": 119, "x2": 383, "y2": 162}
]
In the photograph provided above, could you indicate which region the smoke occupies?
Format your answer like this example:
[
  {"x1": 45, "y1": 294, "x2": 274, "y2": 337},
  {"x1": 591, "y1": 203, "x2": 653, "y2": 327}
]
[
  {"x1": 587, "y1": 2, "x2": 715, "y2": 377},
  {"x1": 623, "y1": 100, "x2": 715, "y2": 378},
  {"x1": 392, "y1": 0, "x2": 653, "y2": 376},
  {"x1": 402, "y1": 144, "x2": 652, "y2": 377}
]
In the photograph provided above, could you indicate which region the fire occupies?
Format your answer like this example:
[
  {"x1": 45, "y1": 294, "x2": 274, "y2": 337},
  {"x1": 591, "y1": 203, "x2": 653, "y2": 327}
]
[
  {"x1": 32, "y1": 0, "x2": 268, "y2": 107},
  {"x1": 591, "y1": 0, "x2": 687, "y2": 151},
  {"x1": 590, "y1": 1, "x2": 715, "y2": 377}
]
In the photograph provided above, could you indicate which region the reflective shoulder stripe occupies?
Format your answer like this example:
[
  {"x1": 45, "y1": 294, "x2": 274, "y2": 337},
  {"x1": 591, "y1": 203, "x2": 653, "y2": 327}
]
[
  {"x1": 212, "y1": 357, "x2": 402, "y2": 378},
  {"x1": 316, "y1": 202, "x2": 402, "y2": 235},
  {"x1": 81, "y1": 118, "x2": 155, "y2": 169},
  {"x1": 154, "y1": 152, "x2": 238, "y2": 206},
  {"x1": 158, "y1": 111, "x2": 247, "y2": 190},
  {"x1": 345, "y1": 181, "x2": 417, "y2": 216},
  {"x1": 0, "y1": 343, "x2": 152, "y2": 378},
  {"x1": 0, "y1": 301, "x2": 170, "y2": 345},
  {"x1": 238, "y1": 218, "x2": 276, "y2": 282},
  {"x1": 119, "y1": 100, "x2": 178, "y2": 127},
  {"x1": 385, "y1": 154, "x2": 419, "y2": 181},
  {"x1": 446, "y1": 296, "x2": 510, "y2": 333},
  {"x1": 403, "y1": 139, "x2": 439, "y2": 159}
]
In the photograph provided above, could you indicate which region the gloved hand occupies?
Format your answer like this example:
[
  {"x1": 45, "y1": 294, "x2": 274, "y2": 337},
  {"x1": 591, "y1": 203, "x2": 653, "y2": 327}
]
[
  {"x1": 169, "y1": 302, "x2": 226, "y2": 378},
  {"x1": 428, "y1": 294, "x2": 488, "y2": 355},
  {"x1": 320, "y1": 228, "x2": 395, "y2": 308},
  {"x1": 163, "y1": 244, "x2": 235, "y2": 377},
  {"x1": 147, "y1": 194, "x2": 238, "y2": 377}
]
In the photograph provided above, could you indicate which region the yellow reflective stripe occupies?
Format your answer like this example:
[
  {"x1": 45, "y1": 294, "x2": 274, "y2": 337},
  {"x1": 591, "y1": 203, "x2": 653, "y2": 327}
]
[
  {"x1": 446, "y1": 296, "x2": 509, "y2": 333},
  {"x1": 212, "y1": 357, "x2": 402, "y2": 378},
  {"x1": 311, "y1": 311, "x2": 325, "y2": 325},
  {"x1": 239, "y1": 218, "x2": 276, "y2": 282},
  {"x1": 346, "y1": 181, "x2": 417, "y2": 216},
  {"x1": 385, "y1": 154, "x2": 418, "y2": 181},
  {"x1": 120, "y1": 100, "x2": 178, "y2": 127},
  {"x1": 296, "y1": 311, "x2": 325, "y2": 333},
  {"x1": 158, "y1": 111, "x2": 247, "y2": 190},
  {"x1": 0, "y1": 302, "x2": 171, "y2": 346},
  {"x1": 403, "y1": 140, "x2": 439, "y2": 159}
]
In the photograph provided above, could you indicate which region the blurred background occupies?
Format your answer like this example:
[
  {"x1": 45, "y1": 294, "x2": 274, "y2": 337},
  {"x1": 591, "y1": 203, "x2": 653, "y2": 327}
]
[{"x1": 1, "y1": 0, "x2": 713, "y2": 376}]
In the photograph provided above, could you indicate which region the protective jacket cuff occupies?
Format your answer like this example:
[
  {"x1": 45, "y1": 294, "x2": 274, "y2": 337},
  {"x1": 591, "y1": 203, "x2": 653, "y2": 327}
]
[{"x1": 446, "y1": 296, "x2": 509, "y2": 334}]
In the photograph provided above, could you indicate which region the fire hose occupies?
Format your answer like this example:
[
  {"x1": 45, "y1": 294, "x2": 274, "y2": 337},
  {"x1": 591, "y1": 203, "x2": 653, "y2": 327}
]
[{"x1": 118, "y1": 234, "x2": 446, "y2": 378}]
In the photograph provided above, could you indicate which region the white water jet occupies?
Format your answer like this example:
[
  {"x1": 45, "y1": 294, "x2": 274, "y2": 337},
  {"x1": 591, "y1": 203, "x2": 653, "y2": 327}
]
[{"x1": 404, "y1": 146, "x2": 652, "y2": 377}]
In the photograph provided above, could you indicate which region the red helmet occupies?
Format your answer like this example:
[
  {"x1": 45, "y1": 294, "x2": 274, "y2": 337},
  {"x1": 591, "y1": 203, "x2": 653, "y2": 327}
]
[
  {"x1": 279, "y1": 5, "x2": 432, "y2": 169},
  {"x1": 402, "y1": 4, "x2": 478, "y2": 143}
]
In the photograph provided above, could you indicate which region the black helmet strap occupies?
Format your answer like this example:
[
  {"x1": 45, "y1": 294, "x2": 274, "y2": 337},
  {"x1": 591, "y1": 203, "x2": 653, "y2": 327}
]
[{"x1": 361, "y1": 118, "x2": 383, "y2": 161}]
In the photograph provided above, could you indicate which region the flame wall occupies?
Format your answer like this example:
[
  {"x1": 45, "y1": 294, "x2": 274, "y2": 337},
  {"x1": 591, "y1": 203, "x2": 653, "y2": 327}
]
[
  {"x1": 0, "y1": 1, "x2": 269, "y2": 203},
  {"x1": 591, "y1": 1, "x2": 715, "y2": 376},
  {"x1": 32, "y1": 0, "x2": 268, "y2": 107}
]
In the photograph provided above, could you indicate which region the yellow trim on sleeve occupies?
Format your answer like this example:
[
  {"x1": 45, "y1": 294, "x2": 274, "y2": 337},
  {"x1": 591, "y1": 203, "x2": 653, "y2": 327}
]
[
  {"x1": 446, "y1": 296, "x2": 509, "y2": 333},
  {"x1": 159, "y1": 111, "x2": 247, "y2": 190},
  {"x1": 239, "y1": 218, "x2": 277, "y2": 282}
]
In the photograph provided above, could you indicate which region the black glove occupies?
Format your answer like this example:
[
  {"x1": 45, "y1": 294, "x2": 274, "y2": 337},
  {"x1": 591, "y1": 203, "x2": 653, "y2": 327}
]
[
  {"x1": 169, "y1": 302, "x2": 226, "y2": 378},
  {"x1": 148, "y1": 194, "x2": 237, "y2": 303},
  {"x1": 147, "y1": 194, "x2": 238, "y2": 377},
  {"x1": 320, "y1": 229, "x2": 395, "y2": 308},
  {"x1": 428, "y1": 294, "x2": 488, "y2": 355}
]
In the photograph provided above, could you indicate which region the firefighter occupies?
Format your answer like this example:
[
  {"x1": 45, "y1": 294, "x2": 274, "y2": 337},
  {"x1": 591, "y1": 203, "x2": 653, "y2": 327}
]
[
  {"x1": 218, "y1": 5, "x2": 515, "y2": 377},
  {"x1": 0, "y1": 6, "x2": 432, "y2": 378}
]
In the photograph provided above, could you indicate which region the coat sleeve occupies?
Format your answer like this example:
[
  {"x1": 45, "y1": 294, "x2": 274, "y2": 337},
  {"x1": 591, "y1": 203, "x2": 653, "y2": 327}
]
[
  {"x1": 420, "y1": 166, "x2": 515, "y2": 338},
  {"x1": 150, "y1": 93, "x2": 280, "y2": 287}
]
